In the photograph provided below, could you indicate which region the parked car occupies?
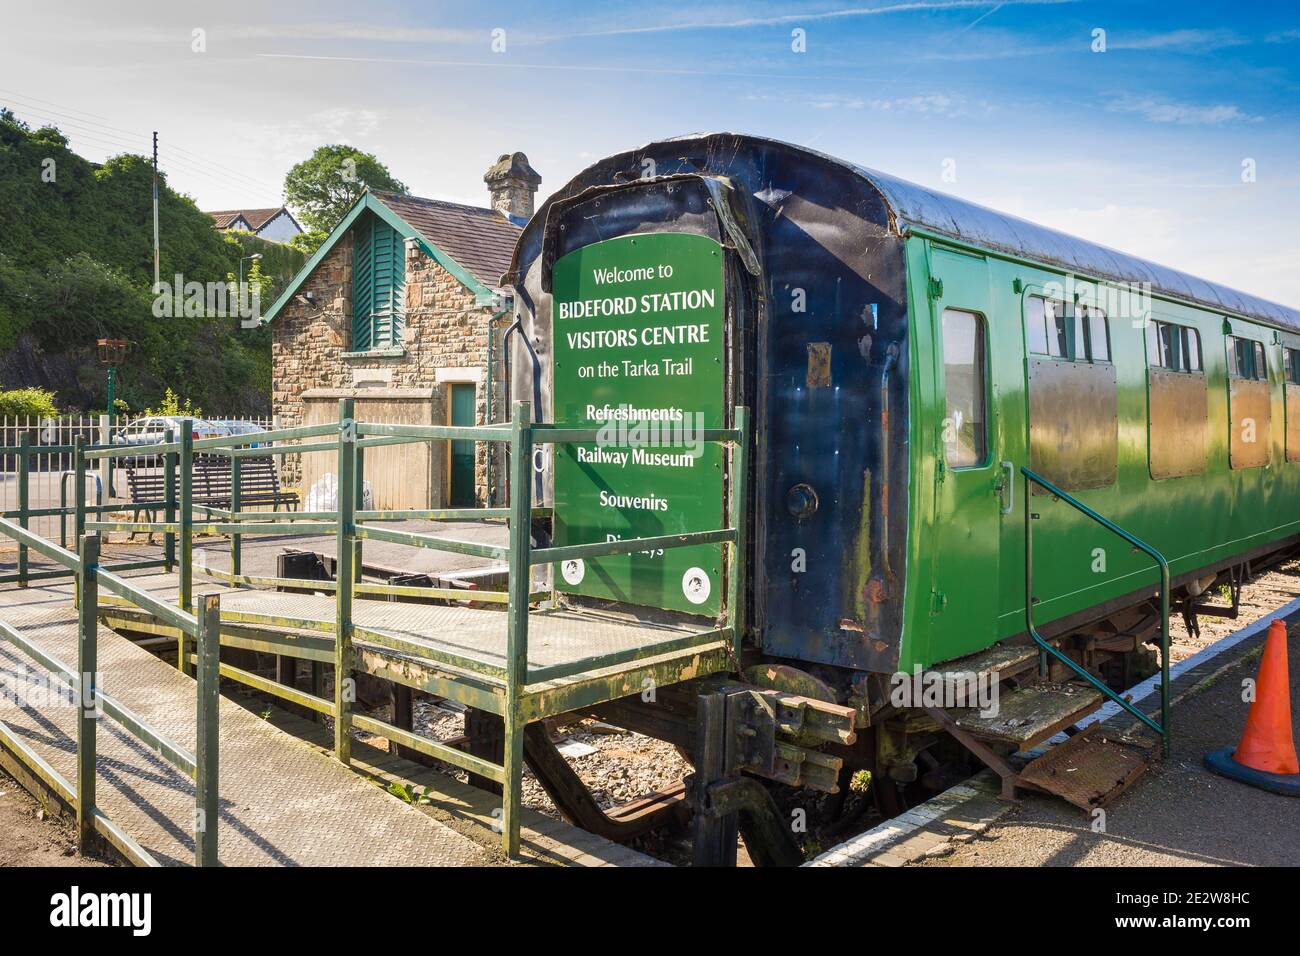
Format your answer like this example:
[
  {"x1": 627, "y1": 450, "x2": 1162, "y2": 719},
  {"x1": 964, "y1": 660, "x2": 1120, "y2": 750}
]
[
  {"x1": 110, "y1": 415, "x2": 224, "y2": 446},
  {"x1": 208, "y1": 419, "x2": 272, "y2": 448}
]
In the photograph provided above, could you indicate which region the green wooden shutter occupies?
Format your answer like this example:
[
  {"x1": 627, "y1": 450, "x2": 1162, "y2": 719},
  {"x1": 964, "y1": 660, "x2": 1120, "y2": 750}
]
[
  {"x1": 352, "y1": 219, "x2": 375, "y2": 351},
  {"x1": 351, "y1": 214, "x2": 405, "y2": 351}
]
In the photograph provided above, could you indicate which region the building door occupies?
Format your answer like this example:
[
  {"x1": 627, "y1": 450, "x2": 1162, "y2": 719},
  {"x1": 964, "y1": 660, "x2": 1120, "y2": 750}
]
[
  {"x1": 448, "y1": 383, "x2": 477, "y2": 507},
  {"x1": 926, "y1": 246, "x2": 1007, "y2": 664}
]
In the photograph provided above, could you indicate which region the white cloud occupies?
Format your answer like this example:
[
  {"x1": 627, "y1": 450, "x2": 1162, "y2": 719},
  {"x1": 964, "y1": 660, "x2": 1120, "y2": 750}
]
[
  {"x1": 1106, "y1": 28, "x2": 1246, "y2": 53},
  {"x1": 1105, "y1": 94, "x2": 1262, "y2": 126},
  {"x1": 921, "y1": 26, "x2": 1249, "y2": 61},
  {"x1": 243, "y1": 108, "x2": 385, "y2": 165},
  {"x1": 98, "y1": 23, "x2": 486, "y2": 45},
  {"x1": 747, "y1": 90, "x2": 991, "y2": 117},
  {"x1": 534, "y1": 0, "x2": 1076, "y2": 40}
]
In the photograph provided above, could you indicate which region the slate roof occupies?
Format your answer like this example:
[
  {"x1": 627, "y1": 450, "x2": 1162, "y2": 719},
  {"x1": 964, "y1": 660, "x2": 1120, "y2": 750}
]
[
  {"x1": 208, "y1": 207, "x2": 290, "y2": 231},
  {"x1": 370, "y1": 190, "x2": 521, "y2": 288}
]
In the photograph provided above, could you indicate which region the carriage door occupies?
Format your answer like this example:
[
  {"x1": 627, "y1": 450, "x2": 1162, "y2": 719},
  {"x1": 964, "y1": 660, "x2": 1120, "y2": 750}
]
[{"x1": 928, "y1": 247, "x2": 1004, "y2": 660}]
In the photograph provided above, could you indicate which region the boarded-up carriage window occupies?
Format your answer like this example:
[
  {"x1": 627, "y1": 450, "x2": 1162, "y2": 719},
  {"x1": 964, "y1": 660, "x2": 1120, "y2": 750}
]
[
  {"x1": 1145, "y1": 319, "x2": 1207, "y2": 478},
  {"x1": 1026, "y1": 295, "x2": 1117, "y2": 491},
  {"x1": 941, "y1": 309, "x2": 987, "y2": 467},
  {"x1": 1227, "y1": 334, "x2": 1270, "y2": 469}
]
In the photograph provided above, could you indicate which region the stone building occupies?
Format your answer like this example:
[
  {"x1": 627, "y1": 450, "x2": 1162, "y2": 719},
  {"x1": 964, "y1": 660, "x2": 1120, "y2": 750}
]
[{"x1": 264, "y1": 153, "x2": 540, "y2": 509}]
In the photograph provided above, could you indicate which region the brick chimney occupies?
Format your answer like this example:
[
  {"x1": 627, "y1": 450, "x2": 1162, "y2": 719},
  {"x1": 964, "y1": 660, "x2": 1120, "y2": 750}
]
[{"x1": 484, "y1": 151, "x2": 542, "y2": 222}]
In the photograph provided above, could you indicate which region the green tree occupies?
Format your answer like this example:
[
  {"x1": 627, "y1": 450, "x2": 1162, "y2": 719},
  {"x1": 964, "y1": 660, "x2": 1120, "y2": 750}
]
[
  {"x1": 288, "y1": 229, "x2": 329, "y2": 257},
  {"x1": 283, "y1": 145, "x2": 406, "y2": 234}
]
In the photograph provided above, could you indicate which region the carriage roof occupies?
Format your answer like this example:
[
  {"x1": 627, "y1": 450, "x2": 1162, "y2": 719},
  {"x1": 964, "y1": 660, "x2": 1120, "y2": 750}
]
[{"x1": 660, "y1": 133, "x2": 1300, "y2": 332}]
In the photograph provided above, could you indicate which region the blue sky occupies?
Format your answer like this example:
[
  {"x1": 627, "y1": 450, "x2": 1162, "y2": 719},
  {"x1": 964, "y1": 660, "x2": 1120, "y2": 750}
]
[{"x1": 3, "y1": 1, "x2": 1298, "y2": 301}]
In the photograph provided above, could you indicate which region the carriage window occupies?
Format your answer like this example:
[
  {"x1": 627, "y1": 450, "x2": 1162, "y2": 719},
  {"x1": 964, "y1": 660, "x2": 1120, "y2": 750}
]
[
  {"x1": 1228, "y1": 336, "x2": 1267, "y2": 380},
  {"x1": 1027, "y1": 296, "x2": 1068, "y2": 358},
  {"x1": 941, "y1": 309, "x2": 987, "y2": 468},
  {"x1": 1027, "y1": 296, "x2": 1108, "y2": 362},
  {"x1": 1286, "y1": 347, "x2": 1300, "y2": 385},
  {"x1": 1084, "y1": 307, "x2": 1110, "y2": 362},
  {"x1": 1145, "y1": 321, "x2": 1203, "y2": 372}
]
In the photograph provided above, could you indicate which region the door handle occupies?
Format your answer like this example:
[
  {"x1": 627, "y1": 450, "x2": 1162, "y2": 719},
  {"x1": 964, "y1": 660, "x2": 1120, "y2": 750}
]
[{"x1": 999, "y1": 461, "x2": 1014, "y2": 515}]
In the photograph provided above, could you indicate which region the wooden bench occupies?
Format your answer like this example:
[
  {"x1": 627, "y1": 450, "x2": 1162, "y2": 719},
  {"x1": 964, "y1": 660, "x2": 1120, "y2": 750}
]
[
  {"x1": 194, "y1": 454, "x2": 299, "y2": 512},
  {"x1": 124, "y1": 455, "x2": 298, "y2": 538},
  {"x1": 122, "y1": 457, "x2": 171, "y2": 538}
]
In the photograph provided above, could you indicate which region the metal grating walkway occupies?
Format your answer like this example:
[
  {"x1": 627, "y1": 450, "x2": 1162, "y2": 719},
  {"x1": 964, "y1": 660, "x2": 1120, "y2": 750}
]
[
  {"x1": 109, "y1": 570, "x2": 718, "y2": 679},
  {"x1": 0, "y1": 580, "x2": 491, "y2": 866},
  {"x1": 225, "y1": 589, "x2": 715, "y2": 675}
]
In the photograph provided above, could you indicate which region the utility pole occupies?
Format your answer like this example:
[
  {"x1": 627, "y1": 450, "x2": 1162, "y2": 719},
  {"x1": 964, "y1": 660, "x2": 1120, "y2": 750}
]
[{"x1": 152, "y1": 131, "x2": 160, "y2": 290}]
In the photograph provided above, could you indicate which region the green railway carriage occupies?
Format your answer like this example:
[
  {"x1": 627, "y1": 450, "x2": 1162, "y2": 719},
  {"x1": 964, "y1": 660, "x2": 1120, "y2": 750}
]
[
  {"x1": 505, "y1": 132, "x2": 1300, "y2": 684},
  {"x1": 908, "y1": 233, "x2": 1300, "y2": 672},
  {"x1": 502, "y1": 133, "x2": 1300, "y2": 802}
]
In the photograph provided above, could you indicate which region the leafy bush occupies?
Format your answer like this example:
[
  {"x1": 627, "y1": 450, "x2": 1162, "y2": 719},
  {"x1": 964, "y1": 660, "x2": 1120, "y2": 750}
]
[
  {"x1": 143, "y1": 387, "x2": 202, "y2": 418},
  {"x1": 0, "y1": 387, "x2": 58, "y2": 418}
]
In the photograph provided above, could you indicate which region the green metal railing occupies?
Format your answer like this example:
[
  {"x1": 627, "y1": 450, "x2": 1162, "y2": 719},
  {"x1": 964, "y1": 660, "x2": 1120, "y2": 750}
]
[
  {"x1": 57, "y1": 399, "x2": 751, "y2": 857},
  {"x1": 0, "y1": 518, "x2": 221, "y2": 866},
  {"x1": 0, "y1": 438, "x2": 165, "y2": 584},
  {"x1": 1021, "y1": 466, "x2": 1170, "y2": 756}
]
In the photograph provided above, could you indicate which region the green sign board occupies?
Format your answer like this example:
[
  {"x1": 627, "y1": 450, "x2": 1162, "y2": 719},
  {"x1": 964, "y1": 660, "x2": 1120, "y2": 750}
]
[{"x1": 551, "y1": 232, "x2": 725, "y2": 616}]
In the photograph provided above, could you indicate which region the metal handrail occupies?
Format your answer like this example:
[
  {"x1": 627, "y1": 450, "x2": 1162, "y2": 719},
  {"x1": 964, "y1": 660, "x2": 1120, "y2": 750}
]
[
  {"x1": 60, "y1": 470, "x2": 102, "y2": 548},
  {"x1": 0, "y1": 521, "x2": 220, "y2": 864},
  {"x1": 1021, "y1": 466, "x2": 1170, "y2": 756},
  {"x1": 8, "y1": 400, "x2": 750, "y2": 860}
]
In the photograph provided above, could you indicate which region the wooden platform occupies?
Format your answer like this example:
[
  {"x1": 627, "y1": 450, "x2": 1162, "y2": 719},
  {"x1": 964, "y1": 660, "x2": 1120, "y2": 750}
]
[
  {"x1": 929, "y1": 643, "x2": 1040, "y2": 683},
  {"x1": 0, "y1": 574, "x2": 669, "y2": 867},
  {"x1": 950, "y1": 683, "x2": 1105, "y2": 751},
  {"x1": 101, "y1": 569, "x2": 733, "y2": 722}
]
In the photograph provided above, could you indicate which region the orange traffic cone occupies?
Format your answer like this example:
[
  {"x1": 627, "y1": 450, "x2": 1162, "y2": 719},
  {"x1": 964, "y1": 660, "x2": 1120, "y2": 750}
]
[{"x1": 1205, "y1": 619, "x2": 1300, "y2": 796}]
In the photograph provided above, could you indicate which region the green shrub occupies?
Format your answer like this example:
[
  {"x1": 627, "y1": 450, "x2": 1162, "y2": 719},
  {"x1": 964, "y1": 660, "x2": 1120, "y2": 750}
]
[
  {"x1": 0, "y1": 387, "x2": 59, "y2": 418},
  {"x1": 143, "y1": 387, "x2": 202, "y2": 419}
]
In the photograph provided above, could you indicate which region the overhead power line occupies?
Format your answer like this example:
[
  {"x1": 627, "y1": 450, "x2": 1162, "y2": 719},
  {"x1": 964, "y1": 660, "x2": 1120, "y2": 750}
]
[{"x1": 1, "y1": 92, "x2": 283, "y2": 199}]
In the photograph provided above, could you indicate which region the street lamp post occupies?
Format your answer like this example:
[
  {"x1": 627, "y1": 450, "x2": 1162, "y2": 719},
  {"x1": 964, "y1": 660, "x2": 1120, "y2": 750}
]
[{"x1": 97, "y1": 338, "x2": 131, "y2": 496}]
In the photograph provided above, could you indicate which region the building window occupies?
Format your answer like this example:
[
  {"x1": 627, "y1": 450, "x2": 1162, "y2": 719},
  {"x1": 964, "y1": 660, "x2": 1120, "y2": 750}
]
[
  {"x1": 1027, "y1": 296, "x2": 1109, "y2": 362},
  {"x1": 941, "y1": 308, "x2": 988, "y2": 468},
  {"x1": 1145, "y1": 321, "x2": 1203, "y2": 373},
  {"x1": 1227, "y1": 336, "x2": 1267, "y2": 381},
  {"x1": 352, "y1": 215, "x2": 405, "y2": 351}
]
